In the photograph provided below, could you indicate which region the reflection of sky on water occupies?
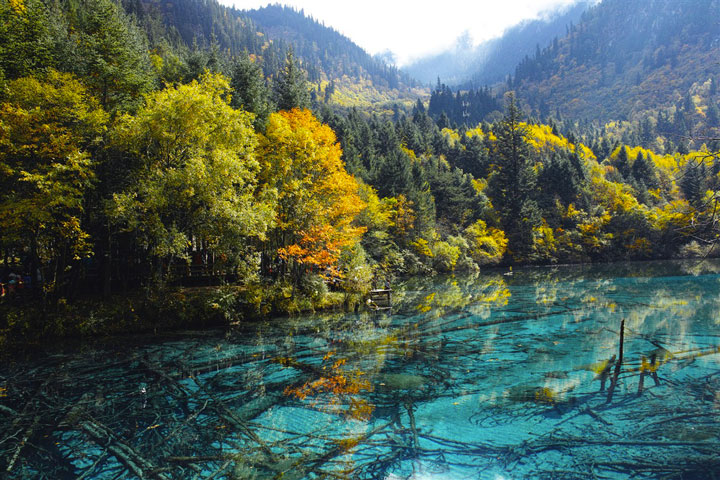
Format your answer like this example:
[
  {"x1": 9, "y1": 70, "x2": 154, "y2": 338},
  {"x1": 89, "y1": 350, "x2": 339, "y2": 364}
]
[{"x1": 1, "y1": 260, "x2": 720, "y2": 479}]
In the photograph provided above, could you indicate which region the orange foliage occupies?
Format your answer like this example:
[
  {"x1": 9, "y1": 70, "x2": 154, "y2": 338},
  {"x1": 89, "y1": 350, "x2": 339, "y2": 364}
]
[
  {"x1": 262, "y1": 109, "x2": 366, "y2": 273},
  {"x1": 282, "y1": 351, "x2": 374, "y2": 421}
]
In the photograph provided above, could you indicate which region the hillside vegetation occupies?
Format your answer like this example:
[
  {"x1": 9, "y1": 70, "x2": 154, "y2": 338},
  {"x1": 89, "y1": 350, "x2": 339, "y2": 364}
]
[{"x1": 0, "y1": 0, "x2": 719, "y2": 339}]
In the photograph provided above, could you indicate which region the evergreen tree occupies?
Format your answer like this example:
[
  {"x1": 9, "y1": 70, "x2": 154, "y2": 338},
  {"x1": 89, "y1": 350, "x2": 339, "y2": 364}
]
[
  {"x1": 614, "y1": 146, "x2": 631, "y2": 179},
  {"x1": 0, "y1": 0, "x2": 53, "y2": 80},
  {"x1": 69, "y1": 0, "x2": 155, "y2": 113},
  {"x1": 680, "y1": 161, "x2": 706, "y2": 206},
  {"x1": 631, "y1": 152, "x2": 658, "y2": 189},
  {"x1": 230, "y1": 52, "x2": 271, "y2": 129},
  {"x1": 488, "y1": 93, "x2": 539, "y2": 260},
  {"x1": 274, "y1": 49, "x2": 310, "y2": 111},
  {"x1": 707, "y1": 102, "x2": 720, "y2": 127},
  {"x1": 185, "y1": 37, "x2": 207, "y2": 82}
]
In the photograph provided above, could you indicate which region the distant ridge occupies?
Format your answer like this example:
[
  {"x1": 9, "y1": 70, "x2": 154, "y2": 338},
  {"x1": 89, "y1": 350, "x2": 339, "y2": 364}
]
[{"x1": 508, "y1": 0, "x2": 720, "y2": 126}]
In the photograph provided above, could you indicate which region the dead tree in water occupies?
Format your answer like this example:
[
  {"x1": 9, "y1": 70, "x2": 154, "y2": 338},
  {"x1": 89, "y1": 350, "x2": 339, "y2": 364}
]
[{"x1": 606, "y1": 318, "x2": 625, "y2": 403}]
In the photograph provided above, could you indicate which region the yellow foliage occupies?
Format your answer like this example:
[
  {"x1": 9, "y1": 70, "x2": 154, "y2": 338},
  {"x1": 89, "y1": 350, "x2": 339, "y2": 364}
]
[
  {"x1": 8, "y1": 0, "x2": 25, "y2": 13},
  {"x1": 532, "y1": 219, "x2": 558, "y2": 259},
  {"x1": 262, "y1": 109, "x2": 366, "y2": 271},
  {"x1": 386, "y1": 194, "x2": 415, "y2": 237},
  {"x1": 356, "y1": 181, "x2": 394, "y2": 231},
  {"x1": 465, "y1": 125, "x2": 485, "y2": 138},
  {"x1": 441, "y1": 127, "x2": 461, "y2": 146},
  {"x1": 648, "y1": 199, "x2": 695, "y2": 231},
  {"x1": 464, "y1": 219, "x2": 507, "y2": 265},
  {"x1": 578, "y1": 143, "x2": 597, "y2": 161},
  {"x1": 524, "y1": 123, "x2": 573, "y2": 154},
  {"x1": 410, "y1": 237, "x2": 433, "y2": 258},
  {"x1": 400, "y1": 144, "x2": 418, "y2": 161},
  {"x1": 589, "y1": 175, "x2": 641, "y2": 213},
  {"x1": 472, "y1": 178, "x2": 488, "y2": 194}
]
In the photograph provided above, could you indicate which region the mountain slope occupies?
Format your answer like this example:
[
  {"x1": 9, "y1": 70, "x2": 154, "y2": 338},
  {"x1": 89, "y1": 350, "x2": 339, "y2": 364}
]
[
  {"x1": 125, "y1": 0, "x2": 421, "y2": 109},
  {"x1": 511, "y1": 0, "x2": 720, "y2": 126},
  {"x1": 245, "y1": 5, "x2": 412, "y2": 89}
]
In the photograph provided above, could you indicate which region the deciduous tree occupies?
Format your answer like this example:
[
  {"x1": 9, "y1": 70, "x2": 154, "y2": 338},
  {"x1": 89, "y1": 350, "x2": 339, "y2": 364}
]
[
  {"x1": 260, "y1": 108, "x2": 365, "y2": 279},
  {"x1": 108, "y1": 73, "x2": 275, "y2": 279},
  {"x1": 0, "y1": 70, "x2": 107, "y2": 293}
]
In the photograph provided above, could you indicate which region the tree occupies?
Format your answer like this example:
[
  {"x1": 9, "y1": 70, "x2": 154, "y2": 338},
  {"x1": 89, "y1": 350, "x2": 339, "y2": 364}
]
[
  {"x1": 108, "y1": 73, "x2": 275, "y2": 280},
  {"x1": 68, "y1": 0, "x2": 155, "y2": 113},
  {"x1": 463, "y1": 220, "x2": 508, "y2": 265},
  {"x1": 230, "y1": 52, "x2": 271, "y2": 130},
  {"x1": 488, "y1": 93, "x2": 540, "y2": 260},
  {"x1": 273, "y1": 49, "x2": 310, "y2": 111},
  {"x1": 0, "y1": 0, "x2": 53, "y2": 80},
  {"x1": 0, "y1": 70, "x2": 107, "y2": 294},
  {"x1": 259, "y1": 109, "x2": 365, "y2": 280}
]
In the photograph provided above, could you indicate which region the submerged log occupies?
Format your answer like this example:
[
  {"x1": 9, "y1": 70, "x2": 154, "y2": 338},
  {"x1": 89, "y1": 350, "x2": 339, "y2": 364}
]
[{"x1": 79, "y1": 420, "x2": 170, "y2": 480}]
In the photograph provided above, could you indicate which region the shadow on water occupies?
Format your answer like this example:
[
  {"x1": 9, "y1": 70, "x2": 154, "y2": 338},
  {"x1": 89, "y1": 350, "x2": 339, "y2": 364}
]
[{"x1": 1, "y1": 259, "x2": 720, "y2": 479}]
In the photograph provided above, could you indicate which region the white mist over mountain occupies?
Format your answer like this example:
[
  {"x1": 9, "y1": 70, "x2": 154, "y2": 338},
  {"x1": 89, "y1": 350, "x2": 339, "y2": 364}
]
[{"x1": 223, "y1": 0, "x2": 590, "y2": 66}]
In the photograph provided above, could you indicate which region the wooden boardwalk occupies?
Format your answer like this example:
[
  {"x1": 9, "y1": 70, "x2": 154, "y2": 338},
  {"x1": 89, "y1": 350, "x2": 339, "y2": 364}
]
[{"x1": 367, "y1": 289, "x2": 392, "y2": 311}]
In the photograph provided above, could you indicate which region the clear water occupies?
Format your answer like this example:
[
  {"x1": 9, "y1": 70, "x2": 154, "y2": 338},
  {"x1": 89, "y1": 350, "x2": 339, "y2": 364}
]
[{"x1": 2, "y1": 260, "x2": 720, "y2": 479}]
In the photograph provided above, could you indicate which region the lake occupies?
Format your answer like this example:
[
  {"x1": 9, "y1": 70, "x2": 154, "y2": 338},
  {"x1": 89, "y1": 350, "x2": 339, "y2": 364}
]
[{"x1": 1, "y1": 260, "x2": 720, "y2": 479}]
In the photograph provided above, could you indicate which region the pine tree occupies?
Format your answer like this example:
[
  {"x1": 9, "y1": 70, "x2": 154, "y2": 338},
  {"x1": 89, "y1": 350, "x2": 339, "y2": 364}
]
[
  {"x1": 70, "y1": 0, "x2": 155, "y2": 113},
  {"x1": 615, "y1": 146, "x2": 631, "y2": 179},
  {"x1": 488, "y1": 93, "x2": 539, "y2": 260},
  {"x1": 230, "y1": 52, "x2": 271, "y2": 129},
  {"x1": 631, "y1": 152, "x2": 658, "y2": 189},
  {"x1": 274, "y1": 49, "x2": 310, "y2": 111}
]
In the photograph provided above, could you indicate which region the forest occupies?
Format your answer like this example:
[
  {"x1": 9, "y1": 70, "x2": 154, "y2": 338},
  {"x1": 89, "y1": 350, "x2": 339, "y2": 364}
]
[{"x1": 1, "y1": 0, "x2": 719, "y2": 340}]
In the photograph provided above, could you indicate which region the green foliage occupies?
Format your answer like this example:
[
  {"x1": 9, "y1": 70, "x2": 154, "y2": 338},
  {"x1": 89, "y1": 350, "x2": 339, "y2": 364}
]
[
  {"x1": 2, "y1": 0, "x2": 720, "y2": 340},
  {"x1": 65, "y1": 0, "x2": 155, "y2": 113},
  {"x1": 0, "y1": 70, "x2": 107, "y2": 291},
  {"x1": 108, "y1": 73, "x2": 275, "y2": 271},
  {"x1": 230, "y1": 52, "x2": 272, "y2": 129},
  {"x1": 273, "y1": 50, "x2": 310, "y2": 111},
  {"x1": 0, "y1": 0, "x2": 53, "y2": 80},
  {"x1": 488, "y1": 94, "x2": 540, "y2": 261}
]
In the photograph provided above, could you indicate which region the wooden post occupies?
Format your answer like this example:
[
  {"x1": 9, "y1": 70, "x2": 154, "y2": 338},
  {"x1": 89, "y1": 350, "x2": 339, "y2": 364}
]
[{"x1": 606, "y1": 318, "x2": 625, "y2": 403}]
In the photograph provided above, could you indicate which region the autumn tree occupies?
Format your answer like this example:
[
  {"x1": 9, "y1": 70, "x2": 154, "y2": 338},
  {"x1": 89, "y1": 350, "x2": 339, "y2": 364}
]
[
  {"x1": 259, "y1": 109, "x2": 365, "y2": 281},
  {"x1": 108, "y1": 73, "x2": 275, "y2": 281},
  {"x1": 0, "y1": 70, "x2": 107, "y2": 295}
]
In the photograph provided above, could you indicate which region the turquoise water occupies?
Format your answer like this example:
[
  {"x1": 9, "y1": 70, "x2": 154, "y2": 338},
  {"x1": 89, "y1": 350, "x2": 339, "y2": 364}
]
[{"x1": 1, "y1": 260, "x2": 720, "y2": 479}]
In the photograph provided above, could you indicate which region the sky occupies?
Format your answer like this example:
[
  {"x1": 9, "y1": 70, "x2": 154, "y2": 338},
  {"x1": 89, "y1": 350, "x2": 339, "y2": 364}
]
[{"x1": 222, "y1": 0, "x2": 584, "y2": 66}]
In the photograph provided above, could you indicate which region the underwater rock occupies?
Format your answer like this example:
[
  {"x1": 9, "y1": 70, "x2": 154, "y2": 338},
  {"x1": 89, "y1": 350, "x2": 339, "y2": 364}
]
[
  {"x1": 376, "y1": 373, "x2": 428, "y2": 391},
  {"x1": 506, "y1": 385, "x2": 559, "y2": 404}
]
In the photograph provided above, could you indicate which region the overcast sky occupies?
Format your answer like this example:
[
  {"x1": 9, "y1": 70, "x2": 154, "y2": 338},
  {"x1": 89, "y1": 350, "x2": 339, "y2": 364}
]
[{"x1": 221, "y1": 1, "x2": 586, "y2": 66}]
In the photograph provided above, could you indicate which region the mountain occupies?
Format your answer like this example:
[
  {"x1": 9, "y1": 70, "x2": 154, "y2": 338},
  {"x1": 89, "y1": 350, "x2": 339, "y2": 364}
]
[
  {"x1": 510, "y1": 0, "x2": 720, "y2": 130},
  {"x1": 403, "y1": 1, "x2": 591, "y2": 86},
  {"x1": 469, "y1": 1, "x2": 592, "y2": 86},
  {"x1": 124, "y1": 0, "x2": 421, "y2": 109},
  {"x1": 244, "y1": 5, "x2": 411, "y2": 88}
]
